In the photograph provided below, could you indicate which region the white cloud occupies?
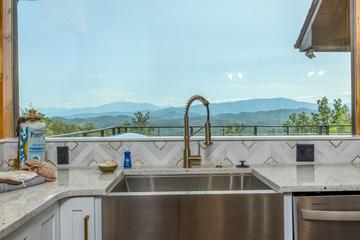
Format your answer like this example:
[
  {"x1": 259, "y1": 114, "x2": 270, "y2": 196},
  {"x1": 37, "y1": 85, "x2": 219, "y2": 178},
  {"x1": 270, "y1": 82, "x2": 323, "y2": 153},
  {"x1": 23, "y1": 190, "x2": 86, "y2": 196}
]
[
  {"x1": 318, "y1": 70, "x2": 325, "y2": 77},
  {"x1": 340, "y1": 91, "x2": 351, "y2": 97},
  {"x1": 307, "y1": 70, "x2": 326, "y2": 78},
  {"x1": 227, "y1": 71, "x2": 244, "y2": 82},
  {"x1": 297, "y1": 93, "x2": 325, "y2": 103}
]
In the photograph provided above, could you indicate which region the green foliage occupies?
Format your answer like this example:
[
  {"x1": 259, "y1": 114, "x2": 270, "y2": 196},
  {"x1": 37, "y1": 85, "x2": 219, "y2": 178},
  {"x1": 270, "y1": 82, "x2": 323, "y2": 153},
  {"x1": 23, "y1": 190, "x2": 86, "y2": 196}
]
[
  {"x1": 283, "y1": 97, "x2": 351, "y2": 135},
  {"x1": 267, "y1": 128, "x2": 277, "y2": 135},
  {"x1": 224, "y1": 122, "x2": 246, "y2": 136},
  {"x1": 20, "y1": 97, "x2": 351, "y2": 137},
  {"x1": 121, "y1": 111, "x2": 155, "y2": 136},
  {"x1": 21, "y1": 107, "x2": 97, "y2": 136}
]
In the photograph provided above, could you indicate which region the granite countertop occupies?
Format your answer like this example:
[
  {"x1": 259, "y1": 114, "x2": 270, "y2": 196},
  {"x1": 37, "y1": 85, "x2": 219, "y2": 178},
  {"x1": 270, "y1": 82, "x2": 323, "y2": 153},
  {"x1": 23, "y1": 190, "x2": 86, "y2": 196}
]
[
  {"x1": 254, "y1": 163, "x2": 360, "y2": 193},
  {"x1": 2, "y1": 163, "x2": 360, "y2": 239},
  {"x1": 0, "y1": 168, "x2": 123, "y2": 239}
]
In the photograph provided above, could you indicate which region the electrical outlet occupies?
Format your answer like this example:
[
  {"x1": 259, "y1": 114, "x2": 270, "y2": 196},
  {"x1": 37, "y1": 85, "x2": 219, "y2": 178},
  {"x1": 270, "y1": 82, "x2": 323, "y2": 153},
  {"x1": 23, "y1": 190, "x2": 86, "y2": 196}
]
[
  {"x1": 57, "y1": 146, "x2": 69, "y2": 165},
  {"x1": 296, "y1": 144, "x2": 314, "y2": 162}
]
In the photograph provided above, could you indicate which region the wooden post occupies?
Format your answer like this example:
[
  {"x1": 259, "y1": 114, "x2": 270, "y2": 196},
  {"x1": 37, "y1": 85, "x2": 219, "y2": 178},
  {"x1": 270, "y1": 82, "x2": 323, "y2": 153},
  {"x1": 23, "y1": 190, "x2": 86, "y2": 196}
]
[
  {"x1": 351, "y1": 0, "x2": 360, "y2": 134},
  {"x1": 0, "y1": 0, "x2": 18, "y2": 138}
]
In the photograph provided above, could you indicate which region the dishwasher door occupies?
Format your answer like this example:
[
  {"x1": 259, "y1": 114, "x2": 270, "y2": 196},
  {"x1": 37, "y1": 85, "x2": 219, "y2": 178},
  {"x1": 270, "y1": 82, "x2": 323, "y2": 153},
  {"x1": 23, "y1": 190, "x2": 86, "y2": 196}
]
[{"x1": 295, "y1": 195, "x2": 360, "y2": 240}]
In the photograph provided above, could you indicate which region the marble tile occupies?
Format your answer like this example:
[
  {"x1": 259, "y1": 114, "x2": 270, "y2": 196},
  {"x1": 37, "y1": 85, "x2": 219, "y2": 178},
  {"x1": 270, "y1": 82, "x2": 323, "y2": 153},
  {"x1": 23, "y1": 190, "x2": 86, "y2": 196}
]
[
  {"x1": 0, "y1": 142, "x2": 4, "y2": 171},
  {"x1": 3, "y1": 142, "x2": 17, "y2": 162},
  {"x1": 3, "y1": 139, "x2": 360, "y2": 167}
]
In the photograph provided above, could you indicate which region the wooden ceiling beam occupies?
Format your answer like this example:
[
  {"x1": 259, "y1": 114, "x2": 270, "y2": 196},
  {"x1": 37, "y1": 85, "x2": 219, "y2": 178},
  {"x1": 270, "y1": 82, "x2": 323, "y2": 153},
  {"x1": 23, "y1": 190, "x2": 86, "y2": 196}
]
[{"x1": 295, "y1": 0, "x2": 351, "y2": 53}]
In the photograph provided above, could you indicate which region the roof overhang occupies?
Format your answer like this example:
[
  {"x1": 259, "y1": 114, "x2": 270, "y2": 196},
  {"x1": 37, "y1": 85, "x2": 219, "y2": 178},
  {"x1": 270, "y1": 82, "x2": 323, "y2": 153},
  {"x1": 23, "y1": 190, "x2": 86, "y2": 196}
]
[{"x1": 295, "y1": 0, "x2": 350, "y2": 55}]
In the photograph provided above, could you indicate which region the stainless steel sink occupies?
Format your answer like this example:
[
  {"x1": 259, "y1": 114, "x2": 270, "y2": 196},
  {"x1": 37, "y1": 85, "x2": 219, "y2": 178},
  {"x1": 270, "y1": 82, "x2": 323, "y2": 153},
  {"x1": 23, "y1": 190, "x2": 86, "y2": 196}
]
[
  {"x1": 111, "y1": 173, "x2": 271, "y2": 192},
  {"x1": 103, "y1": 173, "x2": 283, "y2": 240}
]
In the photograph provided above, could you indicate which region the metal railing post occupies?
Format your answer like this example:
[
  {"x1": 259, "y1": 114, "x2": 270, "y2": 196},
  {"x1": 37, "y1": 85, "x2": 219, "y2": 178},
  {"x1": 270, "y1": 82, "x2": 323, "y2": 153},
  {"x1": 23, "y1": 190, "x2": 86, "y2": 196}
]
[
  {"x1": 254, "y1": 126, "x2": 258, "y2": 136},
  {"x1": 326, "y1": 125, "x2": 330, "y2": 135}
]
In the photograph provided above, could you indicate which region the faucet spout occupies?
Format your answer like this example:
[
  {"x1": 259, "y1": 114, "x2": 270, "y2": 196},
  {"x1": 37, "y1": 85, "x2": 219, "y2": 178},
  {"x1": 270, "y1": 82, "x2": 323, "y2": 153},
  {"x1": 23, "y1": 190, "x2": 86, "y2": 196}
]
[{"x1": 183, "y1": 95, "x2": 212, "y2": 168}]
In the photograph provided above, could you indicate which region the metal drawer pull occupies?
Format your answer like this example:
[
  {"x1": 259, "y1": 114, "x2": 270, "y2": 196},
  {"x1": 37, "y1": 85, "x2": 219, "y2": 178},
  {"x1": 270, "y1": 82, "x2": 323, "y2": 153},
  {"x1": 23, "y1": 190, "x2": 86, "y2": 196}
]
[
  {"x1": 302, "y1": 209, "x2": 360, "y2": 221},
  {"x1": 84, "y1": 214, "x2": 90, "y2": 240}
]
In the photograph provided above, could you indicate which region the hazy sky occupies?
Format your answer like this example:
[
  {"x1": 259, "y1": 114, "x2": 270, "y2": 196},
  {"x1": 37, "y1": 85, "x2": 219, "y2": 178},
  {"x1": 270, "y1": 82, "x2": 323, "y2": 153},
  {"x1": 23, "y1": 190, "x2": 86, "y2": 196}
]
[{"x1": 18, "y1": 0, "x2": 351, "y2": 108}]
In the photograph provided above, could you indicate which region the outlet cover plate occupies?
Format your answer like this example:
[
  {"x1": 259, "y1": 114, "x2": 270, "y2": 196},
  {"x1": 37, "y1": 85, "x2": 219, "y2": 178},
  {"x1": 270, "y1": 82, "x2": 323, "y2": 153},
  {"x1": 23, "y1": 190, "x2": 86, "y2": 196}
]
[
  {"x1": 57, "y1": 146, "x2": 69, "y2": 165},
  {"x1": 296, "y1": 144, "x2": 314, "y2": 162}
]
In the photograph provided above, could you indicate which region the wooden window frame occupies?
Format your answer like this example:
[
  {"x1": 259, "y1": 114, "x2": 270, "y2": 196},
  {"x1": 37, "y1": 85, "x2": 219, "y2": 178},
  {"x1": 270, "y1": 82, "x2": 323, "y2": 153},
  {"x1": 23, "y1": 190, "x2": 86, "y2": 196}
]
[
  {"x1": 352, "y1": 0, "x2": 360, "y2": 135},
  {"x1": 0, "y1": 0, "x2": 18, "y2": 139}
]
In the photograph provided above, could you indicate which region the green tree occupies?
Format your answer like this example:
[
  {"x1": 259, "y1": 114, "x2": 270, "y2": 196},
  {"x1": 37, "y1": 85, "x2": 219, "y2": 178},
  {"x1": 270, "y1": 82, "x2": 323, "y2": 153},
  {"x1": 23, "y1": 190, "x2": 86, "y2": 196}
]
[
  {"x1": 224, "y1": 122, "x2": 246, "y2": 136},
  {"x1": 121, "y1": 111, "x2": 155, "y2": 136},
  {"x1": 20, "y1": 107, "x2": 96, "y2": 136},
  {"x1": 267, "y1": 128, "x2": 277, "y2": 136},
  {"x1": 311, "y1": 97, "x2": 332, "y2": 127},
  {"x1": 283, "y1": 112, "x2": 311, "y2": 134},
  {"x1": 283, "y1": 97, "x2": 351, "y2": 135},
  {"x1": 331, "y1": 99, "x2": 351, "y2": 131}
]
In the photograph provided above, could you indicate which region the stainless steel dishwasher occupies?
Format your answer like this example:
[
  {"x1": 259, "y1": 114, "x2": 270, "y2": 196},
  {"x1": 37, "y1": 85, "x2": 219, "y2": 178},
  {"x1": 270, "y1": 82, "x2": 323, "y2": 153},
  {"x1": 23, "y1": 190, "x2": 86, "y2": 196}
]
[
  {"x1": 102, "y1": 173, "x2": 284, "y2": 240},
  {"x1": 294, "y1": 194, "x2": 360, "y2": 240}
]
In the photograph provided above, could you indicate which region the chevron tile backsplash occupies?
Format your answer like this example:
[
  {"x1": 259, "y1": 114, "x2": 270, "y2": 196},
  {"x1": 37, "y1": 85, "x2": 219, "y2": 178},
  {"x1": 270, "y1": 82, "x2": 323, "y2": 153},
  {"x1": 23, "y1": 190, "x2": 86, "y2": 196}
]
[{"x1": 1, "y1": 138, "x2": 360, "y2": 169}]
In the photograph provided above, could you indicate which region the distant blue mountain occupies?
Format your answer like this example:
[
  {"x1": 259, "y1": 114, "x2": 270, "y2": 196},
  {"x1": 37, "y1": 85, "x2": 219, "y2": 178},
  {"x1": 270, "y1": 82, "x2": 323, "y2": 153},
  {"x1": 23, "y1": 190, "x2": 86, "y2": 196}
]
[
  {"x1": 184, "y1": 97, "x2": 317, "y2": 115},
  {"x1": 38, "y1": 97, "x2": 318, "y2": 118},
  {"x1": 38, "y1": 102, "x2": 164, "y2": 117}
]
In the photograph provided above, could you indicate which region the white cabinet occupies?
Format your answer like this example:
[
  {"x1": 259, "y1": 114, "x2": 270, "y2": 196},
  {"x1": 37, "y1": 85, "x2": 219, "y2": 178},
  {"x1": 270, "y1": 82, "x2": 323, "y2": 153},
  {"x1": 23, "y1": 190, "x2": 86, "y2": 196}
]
[
  {"x1": 36, "y1": 204, "x2": 60, "y2": 240},
  {"x1": 5, "y1": 203, "x2": 59, "y2": 240},
  {"x1": 59, "y1": 197, "x2": 96, "y2": 240},
  {"x1": 4, "y1": 197, "x2": 102, "y2": 240},
  {"x1": 4, "y1": 225, "x2": 36, "y2": 240}
]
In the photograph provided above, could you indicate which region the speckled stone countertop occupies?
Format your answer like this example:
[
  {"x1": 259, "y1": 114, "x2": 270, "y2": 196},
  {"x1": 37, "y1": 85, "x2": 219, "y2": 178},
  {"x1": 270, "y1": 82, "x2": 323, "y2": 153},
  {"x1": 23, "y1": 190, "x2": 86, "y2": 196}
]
[
  {"x1": 253, "y1": 163, "x2": 360, "y2": 193},
  {"x1": 0, "y1": 168, "x2": 123, "y2": 239},
  {"x1": 2, "y1": 164, "x2": 360, "y2": 239}
]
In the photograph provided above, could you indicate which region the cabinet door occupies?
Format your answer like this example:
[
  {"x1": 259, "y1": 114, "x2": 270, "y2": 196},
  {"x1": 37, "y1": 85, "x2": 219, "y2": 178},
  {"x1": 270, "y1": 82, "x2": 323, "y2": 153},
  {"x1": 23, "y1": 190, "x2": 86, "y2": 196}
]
[
  {"x1": 5, "y1": 203, "x2": 59, "y2": 240},
  {"x1": 35, "y1": 204, "x2": 60, "y2": 240},
  {"x1": 60, "y1": 197, "x2": 95, "y2": 240},
  {"x1": 4, "y1": 227, "x2": 35, "y2": 240}
]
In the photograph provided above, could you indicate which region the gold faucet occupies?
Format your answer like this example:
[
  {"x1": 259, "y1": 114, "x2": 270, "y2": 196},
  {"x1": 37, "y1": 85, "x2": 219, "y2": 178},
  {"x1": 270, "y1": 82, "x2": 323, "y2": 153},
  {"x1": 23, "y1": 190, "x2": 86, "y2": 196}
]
[{"x1": 183, "y1": 95, "x2": 212, "y2": 168}]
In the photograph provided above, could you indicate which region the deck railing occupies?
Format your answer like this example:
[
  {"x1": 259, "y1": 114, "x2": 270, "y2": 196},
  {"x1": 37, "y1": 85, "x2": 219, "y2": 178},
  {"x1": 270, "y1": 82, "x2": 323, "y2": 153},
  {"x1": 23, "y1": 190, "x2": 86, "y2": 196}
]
[{"x1": 50, "y1": 124, "x2": 352, "y2": 137}]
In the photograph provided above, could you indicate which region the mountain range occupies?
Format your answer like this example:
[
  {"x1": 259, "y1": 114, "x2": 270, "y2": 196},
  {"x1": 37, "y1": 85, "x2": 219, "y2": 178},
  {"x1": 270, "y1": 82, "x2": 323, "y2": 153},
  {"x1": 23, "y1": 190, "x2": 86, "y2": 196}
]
[
  {"x1": 61, "y1": 108, "x2": 315, "y2": 129},
  {"x1": 36, "y1": 98, "x2": 321, "y2": 129},
  {"x1": 39, "y1": 98, "x2": 317, "y2": 119}
]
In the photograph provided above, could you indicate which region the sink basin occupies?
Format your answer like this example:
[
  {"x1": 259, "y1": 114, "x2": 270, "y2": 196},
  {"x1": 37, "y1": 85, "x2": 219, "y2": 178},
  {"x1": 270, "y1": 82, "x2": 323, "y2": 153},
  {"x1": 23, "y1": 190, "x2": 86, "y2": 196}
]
[
  {"x1": 111, "y1": 173, "x2": 271, "y2": 192},
  {"x1": 103, "y1": 173, "x2": 283, "y2": 240}
]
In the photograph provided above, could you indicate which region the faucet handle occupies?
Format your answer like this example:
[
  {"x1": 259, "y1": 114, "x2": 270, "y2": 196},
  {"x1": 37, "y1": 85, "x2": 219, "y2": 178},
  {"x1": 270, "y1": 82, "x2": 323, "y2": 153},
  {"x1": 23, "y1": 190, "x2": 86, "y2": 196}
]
[{"x1": 236, "y1": 160, "x2": 249, "y2": 168}]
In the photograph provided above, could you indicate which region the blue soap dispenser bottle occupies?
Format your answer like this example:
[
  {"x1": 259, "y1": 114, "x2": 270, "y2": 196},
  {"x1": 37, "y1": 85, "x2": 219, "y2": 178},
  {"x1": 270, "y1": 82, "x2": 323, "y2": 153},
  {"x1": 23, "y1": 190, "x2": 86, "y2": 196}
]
[{"x1": 123, "y1": 150, "x2": 132, "y2": 169}]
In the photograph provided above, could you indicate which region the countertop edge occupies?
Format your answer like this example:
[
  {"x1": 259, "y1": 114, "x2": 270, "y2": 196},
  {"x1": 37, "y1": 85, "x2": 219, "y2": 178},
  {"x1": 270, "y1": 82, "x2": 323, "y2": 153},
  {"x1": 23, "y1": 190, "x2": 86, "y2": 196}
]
[{"x1": 0, "y1": 182, "x2": 120, "y2": 239}]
